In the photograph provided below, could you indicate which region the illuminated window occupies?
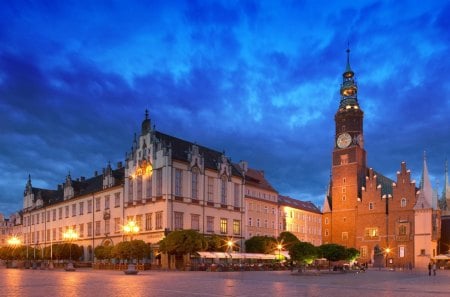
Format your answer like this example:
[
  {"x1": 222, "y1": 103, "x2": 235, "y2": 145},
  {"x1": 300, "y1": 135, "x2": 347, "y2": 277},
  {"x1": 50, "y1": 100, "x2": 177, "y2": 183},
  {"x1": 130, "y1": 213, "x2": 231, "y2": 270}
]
[
  {"x1": 398, "y1": 224, "x2": 407, "y2": 235},
  {"x1": 233, "y1": 220, "x2": 241, "y2": 235},
  {"x1": 220, "y1": 218, "x2": 228, "y2": 234},
  {"x1": 399, "y1": 246, "x2": 405, "y2": 258},
  {"x1": 365, "y1": 227, "x2": 378, "y2": 238},
  {"x1": 360, "y1": 246, "x2": 367, "y2": 258}
]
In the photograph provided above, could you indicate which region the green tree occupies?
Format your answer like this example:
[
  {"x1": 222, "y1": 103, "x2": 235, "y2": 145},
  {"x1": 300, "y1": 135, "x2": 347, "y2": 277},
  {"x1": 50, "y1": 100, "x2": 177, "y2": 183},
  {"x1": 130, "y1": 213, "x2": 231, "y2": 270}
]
[
  {"x1": 289, "y1": 241, "x2": 318, "y2": 266},
  {"x1": 159, "y1": 230, "x2": 206, "y2": 256},
  {"x1": 245, "y1": 236, "x2": 277, "y2": 254},
  {"x1": 345, "y1": 247, "x2": 360, "y2": 262},
  {"x1": 205, "y1": 235, "x2": 224, "y2": 251},
  {"x1": 319, "y1": 243, "x2": 347, "y2": 268},
  {"x1": 277, "y1": 231, "x2": 300, "y2": 250}
]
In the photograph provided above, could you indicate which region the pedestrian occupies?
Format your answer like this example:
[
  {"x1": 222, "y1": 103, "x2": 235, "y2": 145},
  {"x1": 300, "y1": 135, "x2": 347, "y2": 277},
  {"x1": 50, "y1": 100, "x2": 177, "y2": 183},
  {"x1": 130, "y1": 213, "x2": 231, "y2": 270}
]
[
  {"x1": 408, "y1": 262, "x2": 412, "y2": 272},
  {"x1": 432, "y1": 262, "x2": 436, "y2": 276},
  {"x1": 428, "y1": 262, "x2": 432, "y2": 276}
]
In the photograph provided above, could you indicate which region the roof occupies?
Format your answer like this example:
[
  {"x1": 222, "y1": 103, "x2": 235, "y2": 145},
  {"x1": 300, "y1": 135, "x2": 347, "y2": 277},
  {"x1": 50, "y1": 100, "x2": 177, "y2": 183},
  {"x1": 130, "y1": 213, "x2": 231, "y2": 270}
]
[
  {"x1": 244, "y1": 168, "x2": 278, "y2": 193},
  {"x1": 28, "y1": 167, "x2": 124, "y2": 207},
  {"x1": 154, "y1": 131, "x2": 243, "y2": 177},
  {"x1": 278, "y1": 195, "x2": 321, "y2": 214}
]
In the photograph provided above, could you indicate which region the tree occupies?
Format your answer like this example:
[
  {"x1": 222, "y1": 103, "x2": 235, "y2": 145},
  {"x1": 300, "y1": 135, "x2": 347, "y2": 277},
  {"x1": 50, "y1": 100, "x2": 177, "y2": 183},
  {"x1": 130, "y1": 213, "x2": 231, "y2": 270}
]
[
  {"x1": 205, "y1": 235, "x2": 224, "y2": 252},
  {"x1": 319, "y1": 243, "x2": 347, "y2": 267},
  {"x1": 245, "y1": 236, "x2": 277, "y2": 254},
  {"x1": 277, "y1": 232, "x2": 300, "y2": 250},
  {"x1": 289, "y1": 242, "x2": 318, "y2": 266},
  {"x1": 345, "y1": 247, "x2": 360, "y2": 262},
  {"x1": 94, "y1": 245, "x2": 113, "y2": 261},
  {"x1": 159, "y1": 230, "x2": 206, "y2": 255}
]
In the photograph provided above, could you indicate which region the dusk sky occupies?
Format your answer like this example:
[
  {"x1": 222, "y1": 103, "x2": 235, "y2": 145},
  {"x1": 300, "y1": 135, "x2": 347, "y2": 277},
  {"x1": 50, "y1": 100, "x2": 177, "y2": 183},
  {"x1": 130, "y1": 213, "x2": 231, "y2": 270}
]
[{"x1": 1, "y1": 0, "x2": 449, "y2": 216}]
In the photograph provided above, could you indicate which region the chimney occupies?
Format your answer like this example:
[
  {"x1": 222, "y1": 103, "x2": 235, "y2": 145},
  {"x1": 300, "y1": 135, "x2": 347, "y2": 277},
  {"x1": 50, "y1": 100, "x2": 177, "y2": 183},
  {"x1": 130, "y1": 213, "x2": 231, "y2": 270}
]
[
  {"x1": 94, "y1": 171, "x2": 98, "y2": 177},
  {"x1": 117, "y1": 162, "x2": 123, "y2": 169}
]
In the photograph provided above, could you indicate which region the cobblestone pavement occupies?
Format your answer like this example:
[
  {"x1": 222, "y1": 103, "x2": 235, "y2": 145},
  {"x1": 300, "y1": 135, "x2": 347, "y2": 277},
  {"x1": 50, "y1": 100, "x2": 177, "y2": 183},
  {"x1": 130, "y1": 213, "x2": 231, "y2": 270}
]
[{"x1": 1, "y1": 267, "x2": 449, "y2": 297}]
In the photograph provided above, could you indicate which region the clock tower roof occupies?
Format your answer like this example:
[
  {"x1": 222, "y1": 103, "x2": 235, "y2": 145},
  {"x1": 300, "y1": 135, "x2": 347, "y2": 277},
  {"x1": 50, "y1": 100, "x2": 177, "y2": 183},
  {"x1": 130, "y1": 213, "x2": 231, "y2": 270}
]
[{"x1": 339, "y1": 47, "x2": 360, "y2": 110}]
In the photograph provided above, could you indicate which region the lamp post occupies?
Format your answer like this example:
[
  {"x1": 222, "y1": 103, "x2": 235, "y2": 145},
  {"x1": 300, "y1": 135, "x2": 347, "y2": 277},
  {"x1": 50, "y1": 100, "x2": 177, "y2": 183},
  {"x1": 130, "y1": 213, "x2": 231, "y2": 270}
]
[
  {"x1": 385, "y1": 248, "x2": 391, "y2": 269},
  {"x1": 7, "y1": 236, "x2": 21, "y2": 268},
  {"x1": 123, "y1": 221, "x2": 140, "y2": 275},
  {"x1": 277, "y1": 244, "x2": 283, "y2": 262},
  {"x1": 63, "y1": 229, "x2": 78, "y2": 271}
]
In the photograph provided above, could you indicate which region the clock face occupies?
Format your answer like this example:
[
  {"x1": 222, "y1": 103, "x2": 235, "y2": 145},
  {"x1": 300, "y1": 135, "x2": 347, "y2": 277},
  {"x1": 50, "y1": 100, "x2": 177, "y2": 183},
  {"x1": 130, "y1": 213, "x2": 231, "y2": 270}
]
[{"x1": 337, "y1": 133, "x2": 352, "y2": 148}]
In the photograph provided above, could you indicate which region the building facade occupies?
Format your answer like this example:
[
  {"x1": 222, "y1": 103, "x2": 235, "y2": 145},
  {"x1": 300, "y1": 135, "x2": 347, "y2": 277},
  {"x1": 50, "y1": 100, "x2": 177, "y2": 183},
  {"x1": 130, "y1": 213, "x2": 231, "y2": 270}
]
[
  {"x1": 18, "y1": 111, "x2": 322, "y2": 266},
  {"x1": 322, "y1": 49, "x2": 440, "y2": 268}
]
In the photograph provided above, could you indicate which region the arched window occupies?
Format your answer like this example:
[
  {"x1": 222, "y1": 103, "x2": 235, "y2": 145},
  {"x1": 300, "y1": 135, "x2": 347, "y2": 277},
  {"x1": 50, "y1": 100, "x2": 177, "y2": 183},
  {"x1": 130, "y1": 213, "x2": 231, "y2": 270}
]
[{"x1": 401, "y1": 198, "x2": 407, "y2": 208}]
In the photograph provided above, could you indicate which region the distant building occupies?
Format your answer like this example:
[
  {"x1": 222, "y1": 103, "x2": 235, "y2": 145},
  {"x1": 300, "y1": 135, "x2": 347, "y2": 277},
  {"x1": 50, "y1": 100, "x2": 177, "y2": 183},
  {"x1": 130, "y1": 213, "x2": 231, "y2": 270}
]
[
  {"x1": 322, "y1": 49, "x2": 440, "y2": 268},
  {"x1": 278, "y1": 195, "x2": 322, "y2": 246},
  {"x1": 0, "y1": 213, "x2": 22, "y2": 247}
]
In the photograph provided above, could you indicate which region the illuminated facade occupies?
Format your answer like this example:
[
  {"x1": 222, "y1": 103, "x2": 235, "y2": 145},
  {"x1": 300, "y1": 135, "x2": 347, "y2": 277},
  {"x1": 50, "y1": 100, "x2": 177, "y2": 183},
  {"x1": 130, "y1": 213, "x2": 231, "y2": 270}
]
[
  {"x1": 279, "y1": 195, "x2": 322, "y2": 246},
  {"x1": 322, "y1": 49, "x2": 440, "y2": 268},
  {"x1": 20, "y1": 111, "x2": 323, "y2": 264}
]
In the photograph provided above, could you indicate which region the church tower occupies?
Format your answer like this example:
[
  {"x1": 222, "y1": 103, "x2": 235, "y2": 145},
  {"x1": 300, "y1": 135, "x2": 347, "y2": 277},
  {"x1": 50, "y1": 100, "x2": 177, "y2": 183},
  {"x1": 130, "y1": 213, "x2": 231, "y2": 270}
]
[{"x1": 325, "y1": 48, "x2": 367, "y2": 247}]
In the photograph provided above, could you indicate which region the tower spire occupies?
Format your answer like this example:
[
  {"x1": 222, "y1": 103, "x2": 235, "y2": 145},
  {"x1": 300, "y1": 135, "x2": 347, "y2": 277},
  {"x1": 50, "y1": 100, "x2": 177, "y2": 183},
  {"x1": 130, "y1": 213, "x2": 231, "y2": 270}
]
[{"x1": 339, "y1": 46, "x2": 359, "y2": 109}]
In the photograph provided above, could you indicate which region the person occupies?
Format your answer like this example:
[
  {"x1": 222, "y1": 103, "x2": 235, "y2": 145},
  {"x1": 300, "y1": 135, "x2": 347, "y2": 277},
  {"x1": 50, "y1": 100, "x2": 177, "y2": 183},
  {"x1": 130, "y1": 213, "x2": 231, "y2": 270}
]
[
  {"x1": 432, "y1": 262, "x2": 437, "y2": 276},
  {"x1": 428, "y1": 262, "x2": 432, "y2": 276}
]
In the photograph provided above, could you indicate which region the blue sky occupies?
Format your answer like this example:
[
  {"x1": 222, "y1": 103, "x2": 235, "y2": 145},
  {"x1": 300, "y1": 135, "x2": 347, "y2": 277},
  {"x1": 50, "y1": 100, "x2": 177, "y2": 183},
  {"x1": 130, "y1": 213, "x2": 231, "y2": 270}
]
[{"x1": 0, "y1": 0, "x2": 449, "y2": 216}]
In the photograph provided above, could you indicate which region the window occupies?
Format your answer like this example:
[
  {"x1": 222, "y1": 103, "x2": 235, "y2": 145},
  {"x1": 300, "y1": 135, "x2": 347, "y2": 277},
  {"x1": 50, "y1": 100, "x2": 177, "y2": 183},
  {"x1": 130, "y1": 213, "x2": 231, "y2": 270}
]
[
  {"x1": 87, "y1": 200, "x2": 93, "y2": 213},
  {"x1": 233, "y1": 220, "x2": 241, "y2": 235},
  {"x1": 145, "y1": 213, "x2": 152, "y2": 231},
  {"x1": 95, "y1": 221, "x2": 101, "y2": 236},
  {"x1": 41, "y1": 212, "x2": 45, "y2": 223},
  {"x1": 220, "y1": 218, "x2": 228, "y2": 234},
  {"x1": 342, "y1": 195, "x2": 346, "y2": 201},
  {"x1": 114, "y1": 218, "x2": 121, "y2": 233},
  {"x1": 105, "y1": 220, "x2": 110, "y2": 235},
  {"x1": 79, "y1": 224, "x2": 84, "y2": 237},
  {"x1": 146, "y1": 175, "x2": 152, "y2": 198},
  {"x1": 58, "y1": 227, "x2": 63, "y2": 240},
  {"x1": 342, "y1": 187, "x2": 346, "y2": 193},
  {"x1": 87, "y1": 222, "x2": 93, "y2": 237},
  {"x1": 256, "y1": 219, "x2": 260, "y2": 227},
  {"x1": 342, "y1": 232, "x2": 348, "y2": 241},
  {"x1": 399, "y1": 246, "x2": 405, "y2": 258},
  {"x1": 420, "y1": 249, "x2": 426, "y2": 256},
  {"x1": 325, "y1": 217, "x2": 329, "y2": 225},
  {"x1": 207, "y1": 177, "x2": 214, "y2": 202},
  {"x1": 369, "y1": 202, "x2": 374, "y2": 210},
  {"x1": 115, "y1": 192, "x2": 121, "y2": 207},
  {"x1": 401, "y1": 198, "x2": 407, "y2": 208},
  {"x1": 365, "y1": 227, "x2": 379, "y2": 238},
  {"x1": 340, "y1": 154, "x2": 349, "y2": 165},
  {"x1": 59, "y1": 207, "x2": 62, "y2": 219},
  {"x1": 95, "y1": 197, "x2": 101, "y2": 212},
  {"x1": 360, "y1": 246, "x2": 367, "y2": 258},
  {"x1": 47, "y1": 210, "x2": 50, "y2": 222},
  {"x1": 72, "y1": 204, "x2": 77, "y2": 216},
  {"x1": 52, "y1": 228, "x2": 56, "y2": 241},
  {"x1": 105, "y1": 195, "x2": 110, "y2": 209},
  {"x1": 248, "y1": 217, "x2": 252, "y2": 226},
  {"x1": 128, "y1": 177, "x2": 134, "y2": 201},
  {"x1": 156, "y1": 169, "x2": 162, "y2": 196},
  {"x1": 46, "y1": 229, "x2": 50, "y2": 241},
  {"x1": 175, "y1": 169, "x2": 182, "y2": 196},
  {"x1": 79, "y1": 202, "x2": 84, "y2": 215},
  {"x1": 136, "y1": 215, "x2": 143, "y2": 230},
  {"x1": 325, "y1": 229, "x2": 329, "y2": 236},
  {"x1": 174, "y1": 212, "x2": 183, "y2": 229},
  {"x1": 234, "y1": 183, "x2": 240, "y2": 207},
  {"x1": 52, "y1": 209, "x2": 56, "y2": 221},
  {"x1": 191, "y1": 214, "x2": 200, "y2": 231},
  {"x1": 207, "y1": 216, "x2": 214, "y2": 232},
  {"x1": 343, "y1": 177, "x2": 346, "y2": 184},
  {"x1": 155, "y1": 211, "x2": 163, "y2": 229},
  {"x1": 398, "y1": 224, "x2": 407, "y2": 235},
  {"x1": 191, "y1": 170, "x2": 198, "y2": 199},
  {"x1": 221, "y1": 176, "x2": 227, "y2": 205},
  {"x1": 137, "y1": 176, "x2": 143, "y2": 200}
]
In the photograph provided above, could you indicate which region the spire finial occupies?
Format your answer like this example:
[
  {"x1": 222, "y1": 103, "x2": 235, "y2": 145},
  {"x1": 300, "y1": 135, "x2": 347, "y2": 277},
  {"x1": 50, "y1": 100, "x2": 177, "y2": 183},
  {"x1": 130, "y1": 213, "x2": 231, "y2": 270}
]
[
  {"x1": 345, "y1": 42, "x2": 352, "y2": 72},
  {"x1": 145, "y1": 109, "x2": 149, "y2": 120}
]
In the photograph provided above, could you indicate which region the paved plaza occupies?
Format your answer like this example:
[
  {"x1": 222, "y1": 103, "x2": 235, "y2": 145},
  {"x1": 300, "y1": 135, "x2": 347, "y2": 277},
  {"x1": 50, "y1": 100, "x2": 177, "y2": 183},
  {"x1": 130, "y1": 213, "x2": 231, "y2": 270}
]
[{"x1": 1, "y1": 267, "x2": 449, "y2": 297}]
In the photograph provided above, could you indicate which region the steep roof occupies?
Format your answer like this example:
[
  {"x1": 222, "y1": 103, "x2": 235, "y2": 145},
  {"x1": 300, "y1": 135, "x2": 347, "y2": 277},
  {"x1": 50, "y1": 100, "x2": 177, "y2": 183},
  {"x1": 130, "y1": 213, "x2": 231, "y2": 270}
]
[
  {"x1": 154, "y1": 131, "x2": 243, "y2": 177},
  {"x1": 278, "y1": 195, "x2": 321, "y2": 214},
  {"x1": 244, "y1": 168, "x2": 278, "y2": 193}
]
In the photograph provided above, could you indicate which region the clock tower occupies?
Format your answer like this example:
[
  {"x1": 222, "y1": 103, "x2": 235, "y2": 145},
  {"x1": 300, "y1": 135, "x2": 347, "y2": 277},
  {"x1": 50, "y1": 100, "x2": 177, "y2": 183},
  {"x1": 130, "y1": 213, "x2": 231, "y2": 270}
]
[{"x1": 325, "y1": 48, "x2": 367, "y2": 247}]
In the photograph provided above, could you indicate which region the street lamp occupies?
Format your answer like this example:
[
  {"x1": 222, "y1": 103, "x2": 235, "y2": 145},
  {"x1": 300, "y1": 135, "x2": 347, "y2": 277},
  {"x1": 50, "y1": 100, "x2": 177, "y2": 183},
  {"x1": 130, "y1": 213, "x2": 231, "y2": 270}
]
[
  {"x1": 123, "y1": 221, "x2": 140, "y2": 275},
  {"x1": 7, "y1": 236, "x2": 21, "y2": 268},
  {"x1": 63, "y1": 229, "x2": 78, "y2": 271},
  {"x1": 277, "y1": 243, "x2": 283, "y2": 262},
  {"x1": 385, "y1": 248, "x2": 391, "y2": 268}
]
